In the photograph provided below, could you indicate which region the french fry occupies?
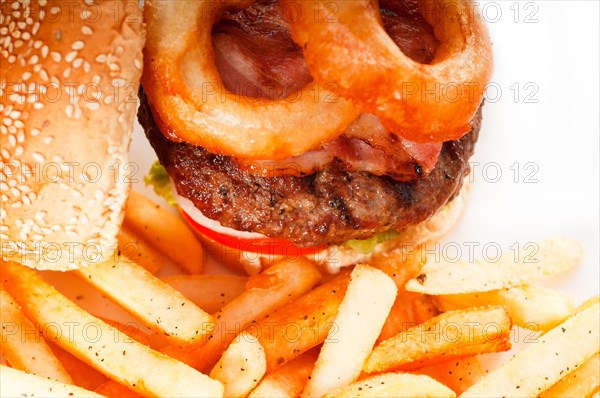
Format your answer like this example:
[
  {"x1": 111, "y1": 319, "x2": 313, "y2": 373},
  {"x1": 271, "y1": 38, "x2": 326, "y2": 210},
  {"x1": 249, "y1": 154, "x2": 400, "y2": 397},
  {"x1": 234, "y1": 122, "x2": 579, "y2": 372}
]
[
  {"x1": 406, "y1": 238, "x2": 582, "y2": 294},
  {"x1": 370, "y1": 247, "x2": 425, "y2": 289},
  {"x1": 0, "y1": 287, "x2": 72, "y2": 383},
  {"x1": 433, "y1": 285, "x2": 574, "y2": 330},
  {"x1": 118, "y1": 226, "x2": 164, "y2": 274},
  {"x1": 249, "y1": 348, "x2": 318, "y2": 398},
  {"x1": 251, "y1": 271, "x2": 351, "y2": 372},
  {"x1": 411, "y1": 294, "x2": 440, "y2": 324},
  {"x1": 210, "y1": 332, "x2": 266, "y2": 398},
  {"x1": 371, "y1": 249, "x2": 424, "y2": 343},
  {"x1": 324, "y1": 372, "x2": 456, "y2": 398},
  {"x1": 364, "y1": 306, "x2": 512, "y2": 374},
  {"x1": 576, "y1": 294, "x2": 600, "y2": 312},
  {"x1": 0, "y1": 365, "x2": 103, "y2": 398},
  {"x1": 421, "y1": 356, "x2": 486, "y2": 396},
  {"x1": 95, "y1": 380, "x2": 141, "y2": 398},
  {"x1": 177, "y1": 258, "x2": 321, "y2": 372},
  {"x1": 48, "y1": 344, "x2": 109, "y2": 390},
  {"x1": 75, "y1": 257, "x2": 213, "y2": 348},
  {"x1": 461, "y1": 303, "x2": 599, "y2": 397},
  {"x1": 411, "y1": 296, "x2": 485, "y2": 395},
  {"x1": 377, "y1": 291, "x2": 419, "y2": 343},
  {"x1": 162, "y1": 274, "x2": 247, "y2": 313},
  {"x1": 303, "y1": 265, "x2": 397, "y2": 397},
  {"x1": 539, "y1": 352, "x2": 599, "y2": 398},
  {"x1": 124, "y1": 191, "x2": 203, "y2": 274},
  {"x1": 99, "y1": 317, "x2": 152, "y2": 346},
  {"x1": 2, "y1": 261, "x2": 224, "y2": 397}
]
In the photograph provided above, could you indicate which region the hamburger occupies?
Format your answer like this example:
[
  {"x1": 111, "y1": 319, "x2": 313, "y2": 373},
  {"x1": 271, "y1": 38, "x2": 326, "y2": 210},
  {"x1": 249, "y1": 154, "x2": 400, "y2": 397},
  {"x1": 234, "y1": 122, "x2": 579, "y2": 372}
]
[{"x1": 139, "y1": 0, "x2": 490, "y2": 274}]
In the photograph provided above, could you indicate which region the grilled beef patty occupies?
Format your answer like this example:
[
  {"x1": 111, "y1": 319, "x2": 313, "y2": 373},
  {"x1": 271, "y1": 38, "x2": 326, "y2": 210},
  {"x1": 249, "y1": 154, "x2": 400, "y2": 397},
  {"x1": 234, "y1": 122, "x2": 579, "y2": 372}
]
[{"x1": 139, "y1": 92, "x2": 480, "y2": 247}]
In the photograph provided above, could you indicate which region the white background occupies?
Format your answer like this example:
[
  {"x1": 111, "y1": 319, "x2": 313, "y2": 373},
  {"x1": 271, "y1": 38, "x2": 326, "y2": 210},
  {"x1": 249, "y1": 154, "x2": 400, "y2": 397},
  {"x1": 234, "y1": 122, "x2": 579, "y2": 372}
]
[{"x1": 129, "y1": 1, "x2": 600, "y2": 302}]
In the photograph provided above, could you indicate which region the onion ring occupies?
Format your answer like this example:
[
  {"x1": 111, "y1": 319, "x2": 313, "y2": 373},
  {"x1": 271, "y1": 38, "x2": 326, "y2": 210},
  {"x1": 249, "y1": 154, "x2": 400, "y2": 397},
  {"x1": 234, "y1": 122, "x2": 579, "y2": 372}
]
[
  {"x1": 282, "y1": 0, "x2": 493, "y2": 142},
  {"x1": 142, "y1": 0, "x2": 359, "y2": 160}
]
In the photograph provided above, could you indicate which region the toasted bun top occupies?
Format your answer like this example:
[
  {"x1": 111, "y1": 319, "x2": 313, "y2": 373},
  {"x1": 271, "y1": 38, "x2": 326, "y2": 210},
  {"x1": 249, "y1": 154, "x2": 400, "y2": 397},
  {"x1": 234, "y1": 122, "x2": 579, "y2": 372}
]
[{"x1": 1, "y1": 0, "x2": 145, "y2": 270}]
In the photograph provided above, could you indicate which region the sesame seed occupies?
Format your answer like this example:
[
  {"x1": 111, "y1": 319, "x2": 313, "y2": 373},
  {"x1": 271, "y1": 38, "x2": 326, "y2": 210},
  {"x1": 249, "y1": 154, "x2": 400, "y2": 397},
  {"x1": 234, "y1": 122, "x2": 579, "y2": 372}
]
[
  {"x1": 22, "y1": 71, "x2": 32, "y2": 80},
  {"x1": 85, "y1": 101, "x2": 100, "y2": 111},
  {"x1": 31, "y1": 128, "x2": 40, "y2": 136},
  {"x1": 66, "y1": 104, "x2": 74, "y2": 118},
  {"x1": 73, "y1": 58, "x2": 83, "y2": 68},
  {"x1": 95, "y1": 54, "x2": 106, "y2": 63},
  {"x1": 32, "y1": 152, "x2": 45, "y2": 162},
  {"x1": 51, "y1": 51, "x2": 61, "y2": 62},
  {"x1": 81, "y1": 26, "x2": 93, "y2": 35},
  {"x1": 65, "y1": 51, "x2": 77, "y2": 63},
  {"x1": 41, "y1": 45, "x2": 49, "y2": 58},
  {"x1": 72, "y1": 41, "x2": 84, "y2": 50}
]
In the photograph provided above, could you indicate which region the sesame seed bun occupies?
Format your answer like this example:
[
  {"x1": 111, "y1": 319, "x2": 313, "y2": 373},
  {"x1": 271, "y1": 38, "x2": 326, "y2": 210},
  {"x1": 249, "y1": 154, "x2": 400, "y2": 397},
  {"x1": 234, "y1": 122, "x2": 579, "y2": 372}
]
[{"x1": 1, "y1": 0, "x2": 145, "y2": 270}]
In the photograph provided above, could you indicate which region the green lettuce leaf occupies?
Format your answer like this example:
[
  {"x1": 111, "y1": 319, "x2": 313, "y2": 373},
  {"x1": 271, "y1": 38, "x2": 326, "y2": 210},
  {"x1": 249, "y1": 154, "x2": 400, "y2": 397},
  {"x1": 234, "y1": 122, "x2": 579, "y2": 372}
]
[
  {"x1": 143, "y1": 161, "x2": 177, "y2": 206},
  {"x1": 344, "y1": 229, "x2": 400, "y2": 254}
]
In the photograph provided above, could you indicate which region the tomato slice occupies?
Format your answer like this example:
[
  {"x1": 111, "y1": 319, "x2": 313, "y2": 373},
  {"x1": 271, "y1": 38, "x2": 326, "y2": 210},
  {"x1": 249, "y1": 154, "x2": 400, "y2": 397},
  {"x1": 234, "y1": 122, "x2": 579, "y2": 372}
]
[{"x1": 181, "y1": 210, "x2": 326, "y2": 256}]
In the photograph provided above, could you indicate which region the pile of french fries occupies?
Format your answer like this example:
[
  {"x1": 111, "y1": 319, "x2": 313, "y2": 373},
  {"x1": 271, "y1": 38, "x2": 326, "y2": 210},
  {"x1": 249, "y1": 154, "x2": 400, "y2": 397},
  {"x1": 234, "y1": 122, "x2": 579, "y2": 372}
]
[{"x1": 1, "y1": 192, "x2": 598, "y2": 398}]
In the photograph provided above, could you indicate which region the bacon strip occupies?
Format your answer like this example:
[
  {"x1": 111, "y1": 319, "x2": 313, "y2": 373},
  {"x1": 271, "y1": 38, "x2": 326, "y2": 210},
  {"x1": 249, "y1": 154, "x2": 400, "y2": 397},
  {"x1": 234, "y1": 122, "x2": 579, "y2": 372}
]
[{"x1": 213, "y1": 0, "x2": 443, "y2": 180}]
